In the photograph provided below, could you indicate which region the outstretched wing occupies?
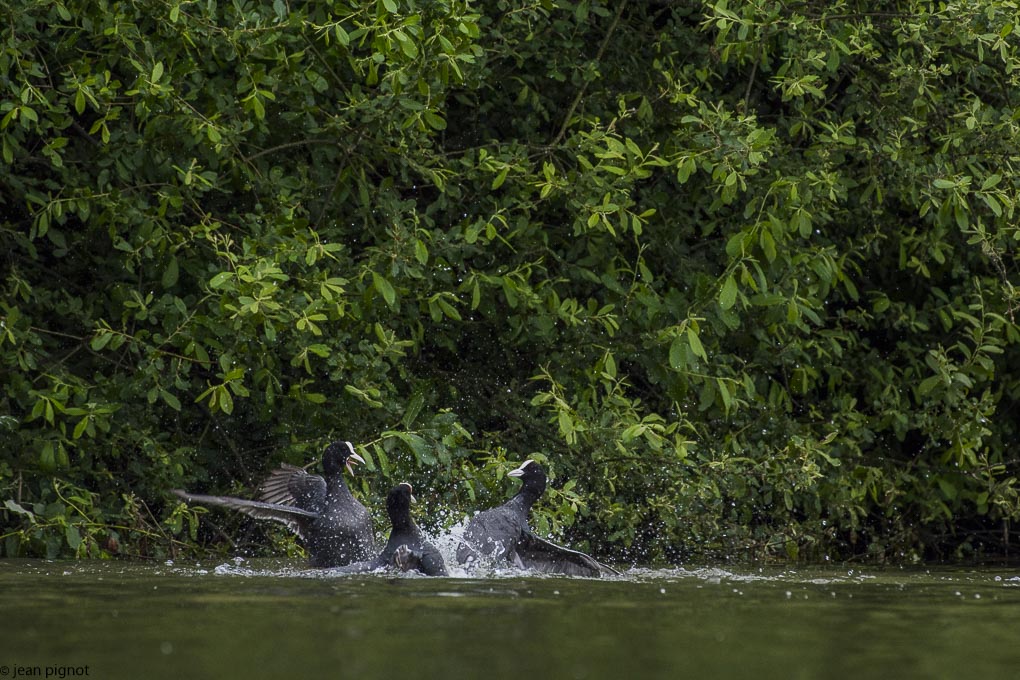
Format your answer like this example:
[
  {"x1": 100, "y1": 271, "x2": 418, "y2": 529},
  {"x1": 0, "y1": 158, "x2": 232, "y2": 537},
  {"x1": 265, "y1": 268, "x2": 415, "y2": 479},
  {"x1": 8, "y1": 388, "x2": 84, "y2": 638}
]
[
  {"x1": 172, "y1": 489, "x2": 318, "y2": 539},
  {"x1": 257, "y1": 464, "x2": 327, "y2": 511},
  {"x1": 514, "y1": 530, "x2": 620, "y2": 577}
]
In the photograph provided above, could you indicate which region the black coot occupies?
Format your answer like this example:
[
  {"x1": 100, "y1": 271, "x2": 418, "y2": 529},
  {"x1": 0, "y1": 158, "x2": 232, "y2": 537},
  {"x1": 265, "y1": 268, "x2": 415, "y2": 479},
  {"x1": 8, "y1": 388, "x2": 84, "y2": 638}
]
[
  {"x1": 335, "y1": 482, "x2": 448, "y2": 576},
  {"x1": 456, "y1": 460, "x2": 618, "y2": 577},
  {"x1": 172, "y1": 441, "x2": 375, "y2": 567}
]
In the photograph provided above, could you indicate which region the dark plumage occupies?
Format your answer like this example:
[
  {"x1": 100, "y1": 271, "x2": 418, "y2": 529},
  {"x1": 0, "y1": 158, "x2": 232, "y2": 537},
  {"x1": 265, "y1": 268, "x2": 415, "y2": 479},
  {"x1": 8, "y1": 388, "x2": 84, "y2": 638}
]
[
  {"x1": 377, "y1": 482, "x2": 448, "y2": 576},
  {"x1": 335, "y1": 483, "x2": 448, "y2": 576},
  {"x1": 172, "y1": 441, "x2": 375, "y2": 568},
  {"x1": 456, "y1": 460, "x2": 618, "y2": 577}
]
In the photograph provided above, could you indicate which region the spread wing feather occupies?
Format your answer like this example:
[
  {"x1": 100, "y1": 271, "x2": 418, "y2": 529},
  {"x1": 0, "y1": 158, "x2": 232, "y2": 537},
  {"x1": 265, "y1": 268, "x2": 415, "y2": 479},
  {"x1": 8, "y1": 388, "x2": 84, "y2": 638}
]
[
  {"x1": 257, "y1": 464, "x2": 327, "y2": 511},
  {"x1": 515, "y1": 530, "x2": 620, "y2": 577},
  {"x1": 172, "y1": 489, "x2": 317, "y2": 539}
]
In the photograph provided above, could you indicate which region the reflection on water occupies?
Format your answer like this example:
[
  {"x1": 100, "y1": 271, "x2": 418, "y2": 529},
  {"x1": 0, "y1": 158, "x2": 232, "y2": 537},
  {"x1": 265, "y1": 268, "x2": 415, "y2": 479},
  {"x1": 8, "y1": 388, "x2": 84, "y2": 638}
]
[{"x1": 2, "y1": 558, "x2": 1019, "y2": 680}]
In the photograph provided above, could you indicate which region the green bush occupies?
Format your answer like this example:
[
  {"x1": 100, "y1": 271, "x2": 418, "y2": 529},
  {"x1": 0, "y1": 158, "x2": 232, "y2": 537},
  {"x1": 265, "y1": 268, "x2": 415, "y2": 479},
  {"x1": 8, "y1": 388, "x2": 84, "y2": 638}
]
[{"x1": 2, "y1": 0, "x2": 1020, "y2": 563}]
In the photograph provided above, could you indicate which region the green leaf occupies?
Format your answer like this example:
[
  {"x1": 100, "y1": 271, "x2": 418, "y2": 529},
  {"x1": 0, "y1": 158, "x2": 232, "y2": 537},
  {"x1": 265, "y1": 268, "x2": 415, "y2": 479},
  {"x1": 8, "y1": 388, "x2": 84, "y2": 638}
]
[
  {"x1": 218, "y1": 387, "x2": 234, "y2": 414},
  {"x1": 687, "y1": 327, "x2": 707, "y2": 361},
  {"x1": 335, "y1": 24, "x2": 350, "y2": 46},
  {"x1": 39, "y1": 442, "x2": 56, "y2": 472},
  {"x1": 372, "y1": 272, "x2": 396, "y2": 306},
  {"x1": 414, "y1": 239, "x2": 428, "y2": 264},
  {"x1": 209, "y1": 272, "x2": 233, "y2": 289},
  {"x1": 423, "y1": 111, "x2": 446, "y2": 130},
  {"x1": 557, "y1": 410, "x2": 573, "y2": 437},
  {"x1": 668, "y1": 337, "x2": 686, "y2": 371},
  {"x1": 491, "y1": 167, "x2": 509, "y2": 190},
  {"x1": 981, "y1": 174, "x2": 1002, "y2": 190},
  {"x1": 65, "y1": 524, "x2": 82, "y2": 551},
  {"x1": 438, "y1": 297, "x2": 461, "y2": 320},
  {"x1": 90, "y1": 331, "x2": 113, "y2": 351},
  {"x1": 717, "y1": 378, "x2": 732, "y2": 414},
  {"x1": 719, "y1": 275, "x2": 738, "y2": 310},
  {"x1": 428, "y1": 298, "x2": 442, "y2": 323},
  {"x1": 725, "y1": 231, "x2": 746, "y2": 258},
  {"x1": 160, "y1": 389, "x2": 182, "y2": 411},
  {"x1": 982, "y1": 194, "x2": 1002, "y2": 217},
  {"x1": 918, "y1": 375, "x2": 942, "y2": 395},
  {"x1": 393, "y1": 431, "x2": 435, "y2": 465},
  {"x1": 223, "y1": 367, "x2": 245, "y2": 382},
  {"x1": 760, "y1": 229, "x2": 777, "y2": 262},
  {"x1": 603, "y1": 352, "x2": 617, "y2": 378},
  {"x1": 402, "y1": 392, "x2": 425, "y2": 428},
  {"x1": 162, "y1": 256, "x2": 179, "y2": 288},
  {"x1": 374, "y1": 443, "x2": 391, "y2": 476},
  {"x1": 395, "y1": 31, "x2": 419, "y2": 58},
  {"x1": 73, "y1": 417, "x2": 89, "y2": 439}
]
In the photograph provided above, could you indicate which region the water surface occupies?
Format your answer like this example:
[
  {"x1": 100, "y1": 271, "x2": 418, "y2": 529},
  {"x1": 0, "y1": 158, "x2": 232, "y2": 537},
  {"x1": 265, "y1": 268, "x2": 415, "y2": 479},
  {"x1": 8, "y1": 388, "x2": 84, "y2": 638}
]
[{"x1": 2, "y1": 559, "x2": 1018, "y2": 679}]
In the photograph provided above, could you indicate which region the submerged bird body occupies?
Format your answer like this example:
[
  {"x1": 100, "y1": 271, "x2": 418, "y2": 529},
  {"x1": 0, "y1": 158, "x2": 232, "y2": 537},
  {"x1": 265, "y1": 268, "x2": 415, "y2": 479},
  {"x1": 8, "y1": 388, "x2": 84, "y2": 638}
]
[
  {"x1": 375, "y1": 483, "x2": 448, "y2": 575},
  {"x1": 333, "y1": 483, "x2": 448, "y2": 576},
  {"x1": 172, "y1": 441, "x2": 375, "y2": 568},
  {"x1": 456, "y1": 460, "x2": 617, "y2": 577}
]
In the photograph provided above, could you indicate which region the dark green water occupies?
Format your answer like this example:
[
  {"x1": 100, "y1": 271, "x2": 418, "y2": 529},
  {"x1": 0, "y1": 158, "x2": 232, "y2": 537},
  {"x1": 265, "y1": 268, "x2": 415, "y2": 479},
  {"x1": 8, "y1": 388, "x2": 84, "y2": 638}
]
[{"x1": 2, "y1": 559, "x2": 1019, "y2": 680}]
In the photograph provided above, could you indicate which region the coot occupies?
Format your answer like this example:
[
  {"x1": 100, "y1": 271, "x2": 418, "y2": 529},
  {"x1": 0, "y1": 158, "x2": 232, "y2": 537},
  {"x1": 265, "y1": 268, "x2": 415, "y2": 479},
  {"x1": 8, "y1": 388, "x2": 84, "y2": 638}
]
[
  {"x1": 336, "y1": 482, "x2": 448, "y2": 576},
  {"x1": 456, "y1": 460, "x2": 617, "y2": 577},
  {"x1": 172, "y1": 441, "x2": 375, "y2": 567}
]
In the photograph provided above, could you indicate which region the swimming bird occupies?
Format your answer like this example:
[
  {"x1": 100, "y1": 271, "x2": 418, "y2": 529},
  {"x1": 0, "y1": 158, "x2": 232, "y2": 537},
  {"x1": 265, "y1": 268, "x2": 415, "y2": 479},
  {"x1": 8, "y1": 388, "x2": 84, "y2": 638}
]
[
  {"x1": 336, "y1": 482, "x2": 448, "y2": 576},
  {"x1": 172, "y1": 441, "x2": 375, "y2": 567},
  {"x1": 377, "y1": 482, "x2": 448, "y2": 576},
  {"x1": 456, "y1": 460, "x2": 618, "y2": 577}
]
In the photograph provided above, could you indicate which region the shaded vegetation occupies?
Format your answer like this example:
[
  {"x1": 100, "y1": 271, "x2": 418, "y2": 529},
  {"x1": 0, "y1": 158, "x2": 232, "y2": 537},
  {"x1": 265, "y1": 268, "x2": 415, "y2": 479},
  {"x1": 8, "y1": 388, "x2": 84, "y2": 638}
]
[{"x1": 3, "y1": 0, "x2": 1020, "y2": 563}]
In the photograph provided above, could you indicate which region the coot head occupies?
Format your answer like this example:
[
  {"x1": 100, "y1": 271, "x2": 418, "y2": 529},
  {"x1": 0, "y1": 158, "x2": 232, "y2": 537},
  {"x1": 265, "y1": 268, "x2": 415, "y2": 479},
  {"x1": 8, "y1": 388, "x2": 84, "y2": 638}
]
[
  {"x1": 322, "y1": 440, "x2": 365, "y2": 476},
  {"x1": 507, "y1": 459, "x2": 547, "y2": 497},
  {"x1": 388, "y1": 482, "x2": 415, "y2": 509},
  {"x1": 386, "y1": 482, "x2": 416, "y2": 528}
]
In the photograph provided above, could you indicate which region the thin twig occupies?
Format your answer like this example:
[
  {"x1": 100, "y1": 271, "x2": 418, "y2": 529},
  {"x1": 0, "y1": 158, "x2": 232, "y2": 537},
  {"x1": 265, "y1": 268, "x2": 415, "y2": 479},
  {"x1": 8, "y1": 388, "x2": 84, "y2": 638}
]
[
  {"x1": 549, "y1": 0, "x2": 628, "y2": 149},
  {"x1": 743, "y1": 51, "x2": 759, "y2": 110},
  {"x1": 246, "y1": 138, "x2": 336, "y2": 162}
]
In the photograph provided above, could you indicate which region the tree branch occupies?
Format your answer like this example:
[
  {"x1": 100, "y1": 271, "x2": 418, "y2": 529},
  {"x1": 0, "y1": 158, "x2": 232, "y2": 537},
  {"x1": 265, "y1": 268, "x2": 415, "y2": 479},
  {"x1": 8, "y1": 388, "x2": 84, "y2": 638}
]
[{"x1": 549, "y1": 0, "x2": 629, "y2": 149}]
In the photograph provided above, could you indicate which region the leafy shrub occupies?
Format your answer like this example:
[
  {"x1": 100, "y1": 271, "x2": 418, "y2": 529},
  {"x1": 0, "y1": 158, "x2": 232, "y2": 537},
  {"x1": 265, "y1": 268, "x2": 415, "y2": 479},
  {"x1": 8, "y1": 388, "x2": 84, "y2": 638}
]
[{"x1": 3, "y1": 0, "x2": 1020, "y2": 563}]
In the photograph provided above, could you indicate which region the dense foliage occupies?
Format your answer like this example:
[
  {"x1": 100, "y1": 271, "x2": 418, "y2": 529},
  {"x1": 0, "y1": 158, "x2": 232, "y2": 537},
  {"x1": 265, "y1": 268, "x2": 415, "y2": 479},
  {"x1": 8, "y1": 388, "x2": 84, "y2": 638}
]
[{"x1": 3, "y1": 0, "x2": 1020, "y2": 564}]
